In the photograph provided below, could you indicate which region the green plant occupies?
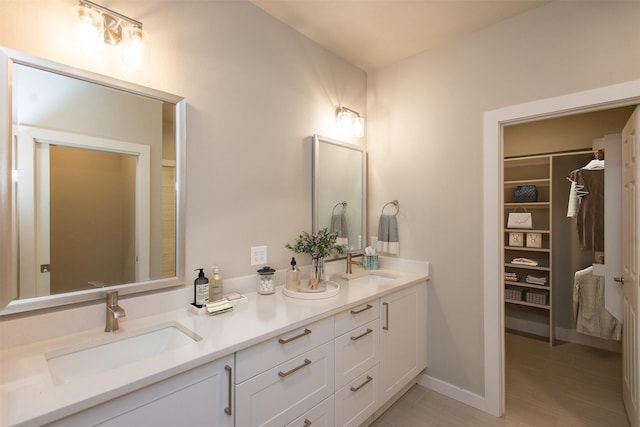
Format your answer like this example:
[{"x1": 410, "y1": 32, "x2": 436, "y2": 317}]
[{"x1": 285, "y1": 228, "x2": 346, "y2": 259}]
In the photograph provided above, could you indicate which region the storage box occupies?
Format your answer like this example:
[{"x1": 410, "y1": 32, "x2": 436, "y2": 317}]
[
  {"x1": 525, "y1": 290, "x2": 548, "y2": 305},
  {"x1": 526, "y1": 232, "x2": 542, "y2": 248},
  {"x1": 505, "y1": 286, "x2": 524, "y2": 301},
  {"x1": 509, "y1": 232, "x2": 524, "y2": 247}
]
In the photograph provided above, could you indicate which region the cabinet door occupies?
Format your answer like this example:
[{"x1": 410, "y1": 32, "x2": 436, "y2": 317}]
[
  {"x1": 49, "y1": 355, "x2": 235, "y2": 427},
  {"x1": 379, "y1": 283, "x2": 427, "y2": 404}
]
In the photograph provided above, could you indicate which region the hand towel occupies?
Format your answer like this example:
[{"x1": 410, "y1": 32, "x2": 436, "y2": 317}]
[
  {"x1": 330, "y1": 213, "x2": 348, "y2": 248},
  {"x1": 376, "y1": 214, "x2": 399, "y2": 255}
]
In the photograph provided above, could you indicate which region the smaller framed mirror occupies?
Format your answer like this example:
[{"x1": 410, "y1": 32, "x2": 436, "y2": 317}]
[{"x1": 312, "y1": 135, "x2": 366, "y2": 255}]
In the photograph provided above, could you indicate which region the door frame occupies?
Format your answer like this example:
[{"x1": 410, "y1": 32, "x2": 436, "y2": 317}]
[
  {"x1": 16, "y1": 126, "x2": 151, "y2": 297},
  {"x1": 482, "y1": 79, "x2": 640, "y2": 416}
]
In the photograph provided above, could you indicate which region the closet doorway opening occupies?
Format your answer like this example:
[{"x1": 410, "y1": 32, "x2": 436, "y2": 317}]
[
  {"x1": 482, "y1": 79, "x2": 640, "y2": 420},
  {"x1": 502, "y1": 106, "x2": 634, "y2": 426}
]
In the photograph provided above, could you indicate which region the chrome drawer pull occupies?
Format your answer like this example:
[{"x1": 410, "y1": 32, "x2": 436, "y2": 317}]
[
  {"x1": 303, "y1": 419, "x2": 312, "y2": 426},
  {"x1": 224, "y1": 364, "x2": 232, "y2": 415},
  {"x1": 350, "y1": 328, "x2": 373, "y2": 341},
  {"x1": 383, "y1": 302, "x2": 389, "y2": 330},
  {"x1": 350, "y1": 304, "x2": 373, "y2": 315},
  {"x1": 278, "y1": 328, "x2": 311, "y2": 344},
  {"x1": 350, "y1": 375, "x2": 373, "y2": 392},
  {"x1": 278, "y1": 358, "x2": 312, "y2": 377}
]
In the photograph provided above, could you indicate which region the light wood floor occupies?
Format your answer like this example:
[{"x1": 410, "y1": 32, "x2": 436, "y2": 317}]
[{"x1": 371, "y1": 332, "x2": 627, "y2": 426}]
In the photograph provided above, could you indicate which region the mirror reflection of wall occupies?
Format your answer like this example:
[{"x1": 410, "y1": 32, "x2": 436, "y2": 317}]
[{"x1": 313, "y1": 135, "x2": 366, "y2": 253}]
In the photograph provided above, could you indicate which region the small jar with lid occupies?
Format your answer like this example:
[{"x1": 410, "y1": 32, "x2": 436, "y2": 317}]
[{"x1": 257, "y1": 266, "x2": 276, "y2": 295}]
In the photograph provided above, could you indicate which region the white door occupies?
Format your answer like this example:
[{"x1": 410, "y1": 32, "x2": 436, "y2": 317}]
[{"x1": 622, "y1": 106, "x2": 640, "y2": 427}]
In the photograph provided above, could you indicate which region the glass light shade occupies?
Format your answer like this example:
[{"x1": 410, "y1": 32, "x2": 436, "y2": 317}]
[
  {"x1": 336, "y1": 109, "x2": 352, "y2": 128},
  {"x1": 73, "y1": 4, "x2": 102, "y2": 54},
  {"x1": 352, "y1": 116, "x2": 365, "y2": 137},
  {"x1": 122, "y1": 26, "x2": 145, "y2": 68}
]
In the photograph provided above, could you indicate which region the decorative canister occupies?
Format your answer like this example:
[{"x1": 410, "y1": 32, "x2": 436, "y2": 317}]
[
  {"x1": 257, "y1": 266, "x2": 276, "y2": 295},
  {"x1": 365, "y1": 255, "x2": 379, "y2": 270}
]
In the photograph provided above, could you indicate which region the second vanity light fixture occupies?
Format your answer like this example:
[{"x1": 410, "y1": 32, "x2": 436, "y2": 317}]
[
  {"x1": 335, "y1": 106, "x2": 365, "y2": 137},
  {"x1": 73, "y1": 0, "x2": 145, "y2": 66}
]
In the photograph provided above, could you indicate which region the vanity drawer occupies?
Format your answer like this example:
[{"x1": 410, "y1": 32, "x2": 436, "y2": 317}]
[
  {"x1": 236, "y1": 316, "x2": 334, "y2": 383},
  {"x1": 334, "y1": 319, "x2": 379, "y2": 390},
  {"x1": 335, "y1": 364, "x2": 378, "y2": 427},
  {"x1": 284, "y1": 395, "x2": 334, "y2": 427},
  {"x1": 334, "y1": 300, "x2": 378, "y2": 337},
  {"x1": 235, "y1": 341, "x2": 334, "y2": 427}
]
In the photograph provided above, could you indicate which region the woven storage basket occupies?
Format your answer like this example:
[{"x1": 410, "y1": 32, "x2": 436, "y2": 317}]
[
  {"x1": 525, "y1": 290, "x2": 547, "y2": 305},
  {"x1": 505, "y1": 286, "x2": 524, "y2": 301}
]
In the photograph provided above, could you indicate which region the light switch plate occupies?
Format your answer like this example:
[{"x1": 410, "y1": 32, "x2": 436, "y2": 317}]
[{"x1": 251, "y1": 246, "x2": 267, "y2": 266}]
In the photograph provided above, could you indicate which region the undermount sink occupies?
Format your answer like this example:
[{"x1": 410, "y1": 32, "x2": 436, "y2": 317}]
[
  {"x1": 347, "y1": 273, "x2": 397, "y2": 285},
  {"x1": 46, "y1": 322, "x2": 201, "y2": 383}
]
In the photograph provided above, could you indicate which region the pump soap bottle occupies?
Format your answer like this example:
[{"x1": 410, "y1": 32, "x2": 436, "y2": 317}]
[
  {"x1": 210, "y1": 267, "x2": 223, "y2": 302},
  {"x1": 285, "y1": 257, "x2": 300, "y2": 292},
  {"x1": 194, "y1": 268, "x2": 209, "y2": 308}
]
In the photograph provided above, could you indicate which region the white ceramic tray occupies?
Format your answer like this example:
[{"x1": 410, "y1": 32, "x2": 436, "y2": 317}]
[{"x1": 282, "y1": 281, "x2": 340, "y2": 300}]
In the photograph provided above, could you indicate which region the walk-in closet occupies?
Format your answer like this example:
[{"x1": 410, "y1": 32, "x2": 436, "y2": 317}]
[{"x1": 502, "y1": 104, "x2": 637, "y2": 425}]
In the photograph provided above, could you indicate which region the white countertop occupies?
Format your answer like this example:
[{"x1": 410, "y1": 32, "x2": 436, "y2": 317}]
[{"x1": 0, "y1": 269, "x2": 428, "y2": 426}]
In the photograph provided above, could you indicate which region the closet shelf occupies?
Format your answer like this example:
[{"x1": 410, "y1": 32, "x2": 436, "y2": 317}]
[
  {"x1": 504, "y1": 280, "x2": 550, "y2": 290},
  {"x1": 504, "y1": 178, "x2": 550, "y2": 186},
  {"x1": 505, "y1": 299, "x2": 550, "y2": 310},
  {"x1": 504, "y1": 246, "x2": 550, "y2": 253},
  {"x1": 504, "y1": 229, "x2": 550, "y2": 233},
  {"x1": 505, "y1": 263, "x2": 550, "y2": 272},
  {"x1": 504, "y1": 202, "x2": 550, "y2": 208}
]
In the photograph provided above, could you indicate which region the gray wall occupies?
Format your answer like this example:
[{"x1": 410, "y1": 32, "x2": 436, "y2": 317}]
[{"x1": 367, "y1": 1, "x2": 640, "y2": 396}]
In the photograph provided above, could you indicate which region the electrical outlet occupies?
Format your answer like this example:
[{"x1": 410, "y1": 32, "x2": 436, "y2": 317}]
[{"x1": 251, "y1": 246, "x2": 267, "y2": 266}]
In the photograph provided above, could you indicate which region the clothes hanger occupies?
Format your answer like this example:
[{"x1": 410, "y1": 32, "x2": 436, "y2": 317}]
[{"x1": 582, "y1": 150, "x2": 604, "y2": 170}]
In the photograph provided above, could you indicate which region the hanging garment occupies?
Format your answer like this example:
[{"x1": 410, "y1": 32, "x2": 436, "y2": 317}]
[
  {"x1": 573, "y1": 266, "x2": 621, "y2": 340},
  {"x1": 567, "y1": 168, "x2": 604, "y2": 251}
]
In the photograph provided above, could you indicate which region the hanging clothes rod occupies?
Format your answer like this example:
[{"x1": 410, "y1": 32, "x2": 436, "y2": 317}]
[{"x1": 381, "y1": 200, "x2": 399, "y2": 216}]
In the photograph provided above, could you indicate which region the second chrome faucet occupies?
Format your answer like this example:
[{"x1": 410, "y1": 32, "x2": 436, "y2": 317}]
[{"x1": 105, "y1": 291, "x2": 126, "y2": 332}]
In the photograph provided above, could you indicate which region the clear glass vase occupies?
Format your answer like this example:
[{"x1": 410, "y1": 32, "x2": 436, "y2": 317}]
[{"x1": 310, "y1": 257, "x2": 326, "y2": 291}]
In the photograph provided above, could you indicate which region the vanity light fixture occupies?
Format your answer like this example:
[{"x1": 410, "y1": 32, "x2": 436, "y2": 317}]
[
  {"x1": 72, "y1": 0, "x2": 145, "y2": 65},
  {"x1": 335, "y1": 106, "x2": 365, "y2": 137}
]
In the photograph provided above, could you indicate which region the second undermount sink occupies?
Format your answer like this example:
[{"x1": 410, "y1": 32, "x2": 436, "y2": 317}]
[
  {"x1": 347, "y1": 272, "x2": 397, "y2": 286},
  {"x1": 46, "y1": 322, "x2": 201, "y2": 383}
]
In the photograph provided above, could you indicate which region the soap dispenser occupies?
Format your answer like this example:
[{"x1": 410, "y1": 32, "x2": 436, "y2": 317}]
[
  {"x1": 209, "y1": 266, "x2": 223, "y2": 302},
  {"x1": 285, "y1": 257, "x2": 300, "y2": 292},
  {"x1": 193, "y1": 268, "x2": 209, "y2": 308}
]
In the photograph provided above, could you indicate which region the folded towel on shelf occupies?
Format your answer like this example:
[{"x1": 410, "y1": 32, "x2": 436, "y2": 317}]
[
  {"x1": 526, "y1": 275, "x2": 548, "y2": 285},
  {"x1": 330, "y1": 212, "x2": 349, "y2": 248},
  {"x1": 376, "y1": 214, "x2": 399, "y2": 255},
  {"x1": 504, "y1": 272, "x2": 519, "y2": 282},
  {"x1": 511, "y1": 257, "x2": 539, "y2": 266}
]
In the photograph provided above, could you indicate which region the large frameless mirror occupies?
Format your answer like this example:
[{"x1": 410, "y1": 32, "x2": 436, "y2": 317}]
[
  {"x1": 312, "y1": 134, "x2": 366, "y2": 256},
  {"x1": 0, "y1": 47, "x2": 186, "y2": 314}
]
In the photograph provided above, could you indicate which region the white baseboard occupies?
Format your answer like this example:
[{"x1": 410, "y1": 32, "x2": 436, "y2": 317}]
[
  {"x1": 417, "y1": 373, "x2": 488, "y2": 413},
  {"x1": 505, "y1": 316, "x2": 622, "y2": 352}
]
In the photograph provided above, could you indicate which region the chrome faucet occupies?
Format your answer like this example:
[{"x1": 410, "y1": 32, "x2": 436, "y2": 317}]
[
  {"x1": 105, "y1": 291, "x2": 126, "y2": 332},
  {"x1": 346, "y1": 252, "x2": 364, "y2": 274}
]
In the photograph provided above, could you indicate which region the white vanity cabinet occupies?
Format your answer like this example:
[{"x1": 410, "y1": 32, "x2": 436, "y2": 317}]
[
  {"x1": 378, "y1": 282, "x2": 428, "y2": 405},
  {"x1": 48, "y1": 354, "x2": 234, "y2": 427}
]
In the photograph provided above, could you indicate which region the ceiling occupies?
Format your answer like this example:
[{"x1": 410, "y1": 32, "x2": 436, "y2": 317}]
[{"x1": 250, "y1": 0, "x2": 551, "y2": 71}]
